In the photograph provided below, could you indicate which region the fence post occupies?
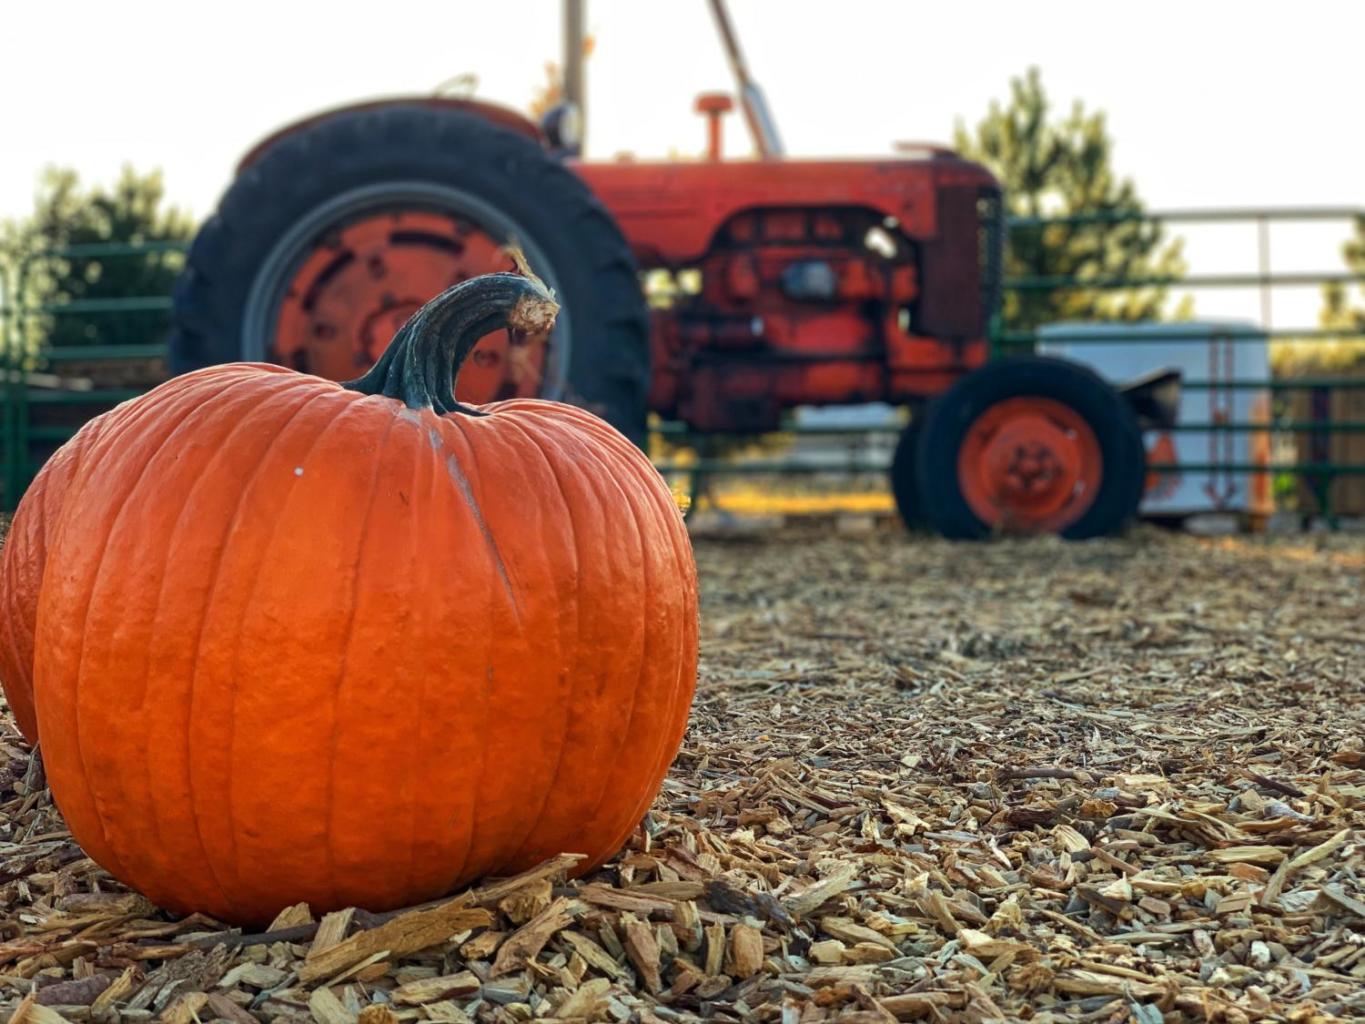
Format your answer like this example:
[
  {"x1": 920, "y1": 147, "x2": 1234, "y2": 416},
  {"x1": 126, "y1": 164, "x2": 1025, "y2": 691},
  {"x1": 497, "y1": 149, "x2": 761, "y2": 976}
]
[
  {"x1": 1, "y1": 259, "x2": 21, "y2": 510},
  {"x1": 1256, "y1": 215, "x2": 1273, "y2": 328},
  {"x1": 8, "y1": 255, "x2": 34, "y2": 507}
]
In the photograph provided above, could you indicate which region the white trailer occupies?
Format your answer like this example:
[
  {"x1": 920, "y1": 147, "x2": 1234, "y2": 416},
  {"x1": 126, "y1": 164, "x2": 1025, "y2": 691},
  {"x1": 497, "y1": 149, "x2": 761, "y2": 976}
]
[{"x1": 1038, "y1": 321, "x2": 1274, "y2": 520}]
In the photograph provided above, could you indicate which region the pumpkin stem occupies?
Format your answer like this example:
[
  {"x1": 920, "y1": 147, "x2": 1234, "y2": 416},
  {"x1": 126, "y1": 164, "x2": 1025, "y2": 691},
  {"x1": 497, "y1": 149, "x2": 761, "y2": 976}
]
[{"x1": 342, "y1": 271, "x2": 559, "y2": 414}]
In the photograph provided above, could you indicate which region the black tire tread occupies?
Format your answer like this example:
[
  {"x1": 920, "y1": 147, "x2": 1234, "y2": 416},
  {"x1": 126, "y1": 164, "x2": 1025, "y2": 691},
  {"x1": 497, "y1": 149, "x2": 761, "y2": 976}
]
[
  {"x1": 170, "y1": 104, "x2": 650, "y2": 442},
  {"x1": 889, "y1": 417, "x2": 924, "y2": 530},
  {"x1": 913, "y1": 356, "x2": 1145, "y2": 541}
]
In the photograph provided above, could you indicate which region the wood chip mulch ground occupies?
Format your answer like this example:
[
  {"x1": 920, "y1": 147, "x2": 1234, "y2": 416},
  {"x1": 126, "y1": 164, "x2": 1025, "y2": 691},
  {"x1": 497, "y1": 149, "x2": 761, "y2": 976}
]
[{"x1": 0, "y1": 525, "x2": 1362, "y2": 1023}]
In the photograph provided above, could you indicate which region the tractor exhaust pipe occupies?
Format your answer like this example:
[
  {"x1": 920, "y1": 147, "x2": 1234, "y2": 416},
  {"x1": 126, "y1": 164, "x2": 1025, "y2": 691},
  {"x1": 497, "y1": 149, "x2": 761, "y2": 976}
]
[
  {"x1": 707, "y1": 0, "x2": 784, "y2": 159},
  {"x1": 563, "y1": 0, "x2": 586, "y2": 143}
]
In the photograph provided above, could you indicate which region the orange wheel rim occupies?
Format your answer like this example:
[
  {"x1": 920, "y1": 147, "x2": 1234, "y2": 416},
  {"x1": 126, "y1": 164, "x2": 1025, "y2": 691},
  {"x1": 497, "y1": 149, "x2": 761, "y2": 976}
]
[
  {"x1": 957, "y1": 397, "x2": 1102, "y2": 533},
  {"x1": 272, "y1": 210, "x2": 548, "y2": 404}
]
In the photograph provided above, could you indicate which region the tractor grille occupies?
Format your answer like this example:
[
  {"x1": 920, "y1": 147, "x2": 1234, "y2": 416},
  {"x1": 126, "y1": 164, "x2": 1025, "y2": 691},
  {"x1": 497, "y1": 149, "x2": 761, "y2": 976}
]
[{"x1": 977, "y1": 188, "x2": 1006, "y2": 330}]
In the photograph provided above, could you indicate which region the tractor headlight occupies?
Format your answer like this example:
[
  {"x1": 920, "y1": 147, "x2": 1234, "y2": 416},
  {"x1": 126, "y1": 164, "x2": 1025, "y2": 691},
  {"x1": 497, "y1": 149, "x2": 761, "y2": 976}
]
[{"x1": 542, "y1": 102, "x2": 582, "y2": 155}]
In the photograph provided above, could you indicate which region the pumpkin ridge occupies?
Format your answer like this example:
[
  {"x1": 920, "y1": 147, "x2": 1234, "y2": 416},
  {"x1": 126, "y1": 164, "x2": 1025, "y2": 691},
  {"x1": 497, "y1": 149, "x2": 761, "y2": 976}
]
[
  {"x1": 397, "y1": 415, "x2": 432, "y2": 901},
  {"x1": 472, "y1": 404, "x2": 698, "y2": 851},
  {"x1": 577, "y1": 410, "x2": 699, "y2": 798},
  {"x1": 113, "y1": 374, "x2": 323, "y2": 909},
  {"x1": 591, "y1": 467, "x2": 699, "y2": 862},
  {"x1": 0, "y1": 599, "x2": 31, "y2": 736},
  {"x1": 579, "y1": 464, "x2": 674, "y2": 866},
  {"x1": 219, "y1": 389, "x2": 362, "y2": 906},
  {"x1": 484, "y1": 413, "x2": 583, "y2": 870},
  {"x1": 587, "y1": 421, "x2": 697, "y2": 867},
  {"x1": 176, "y1": 382, "x2": 354, "y2": 906},
  {"x1": 436, "y1": 416, "x2": 508, "y2": 885},
  {"x1": 131, "y1": 378, "x2": 309, "y2": 906},
  {"x1": 441, "y1": 424, "x2": 518, "y2": 610},
  {"x1": 515, "y1": 407, "x2": 679, "y2": 865},
  {"x1": 595, "y1": 453, "x2": 698, "y2": 835},
  {"x1": 0, "y1": 574, "x2": 24, "y2": 724},
  {"x1": 51, "y1": 373, "x2": 241, "y2": 883},
  {"x1": 559, "y1": 428, "x2": 654, "y2": 864},
  {"x1": 415, "y1": 416, "x2": 473, "y2": 895},
  {"x1": 391, "y1": 415, "x2": 470, "y2": 897},
  {"x1": 646, "y1": 490, "x2": 700, "y2": 786},
  {"x1": 320, "y1": 401, "x2": 403, "y2": 911},
  {"x1": 161, "y1": 376, "x2": 340, "y2": 911},
  {"x1": 530, "y1": 419, "x2": 634, "y2": 863},
  {"x1": 0, "y1": 523, "x2": 37, "y2": 732},
  {"x1": 129, "y1": 373, "x2": 320, "y2": 725},
  {"x1": 56, "y1": 379, "x2": 236, "y2": 873},
  {"x1": 1, "y1": 410, "x2": 117, "y2": 744}
]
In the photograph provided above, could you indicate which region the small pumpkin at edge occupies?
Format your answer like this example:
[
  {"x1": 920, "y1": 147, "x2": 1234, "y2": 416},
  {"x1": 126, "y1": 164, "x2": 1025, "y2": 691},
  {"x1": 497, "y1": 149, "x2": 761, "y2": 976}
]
[
  {"x1": 20, "y1": 270, "x2": 699, "y2": 926},
  {"x1": 0, "y1": 413, "x2": 110, "y2": 744}
]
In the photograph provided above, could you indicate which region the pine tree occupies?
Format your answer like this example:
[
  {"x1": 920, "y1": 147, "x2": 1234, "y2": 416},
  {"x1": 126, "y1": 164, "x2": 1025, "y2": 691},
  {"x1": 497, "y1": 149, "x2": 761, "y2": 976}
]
[
  {"x1": 954, "y1": 68, "x2": 1186, "y2": 335},
  {"x1": 1, "y1": 166, "x2": 193, "y2": 355},
  {"x1": 1320, "y1": 216, "x2": 1365, "y2": 336}
]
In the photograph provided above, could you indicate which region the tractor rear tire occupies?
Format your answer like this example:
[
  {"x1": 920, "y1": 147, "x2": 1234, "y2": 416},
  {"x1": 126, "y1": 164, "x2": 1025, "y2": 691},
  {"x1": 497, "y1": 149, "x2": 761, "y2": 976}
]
[
  {"x1": 170, "y1": 104, "x2": 650, "y2": 445},
  {"x1": 913, "y1": 356, "x2": 1145, "y2": 540}
]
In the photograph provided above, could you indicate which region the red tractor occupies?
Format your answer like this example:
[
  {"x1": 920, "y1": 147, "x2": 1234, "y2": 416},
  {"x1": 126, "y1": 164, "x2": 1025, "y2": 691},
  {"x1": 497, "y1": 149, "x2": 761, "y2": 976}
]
[{"x1": 171, "y1": 1, "x2": 1172, "y2": 538}]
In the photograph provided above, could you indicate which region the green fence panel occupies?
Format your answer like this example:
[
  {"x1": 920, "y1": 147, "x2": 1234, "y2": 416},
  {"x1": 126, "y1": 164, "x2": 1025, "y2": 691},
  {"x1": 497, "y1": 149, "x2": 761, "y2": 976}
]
[{"x1": 3, "y1": 213, "x2": 1365, "y2": 519}]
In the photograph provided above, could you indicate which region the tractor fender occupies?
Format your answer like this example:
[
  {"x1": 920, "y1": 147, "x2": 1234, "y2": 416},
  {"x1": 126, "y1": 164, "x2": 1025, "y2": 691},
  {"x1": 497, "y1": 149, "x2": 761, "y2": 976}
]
[
  {"x1": 1117, "y1": 367, "x2": 1183, "y2": 431},
  {"x1": 234, "y1": 96, "x2": 545, "y2": 175}
]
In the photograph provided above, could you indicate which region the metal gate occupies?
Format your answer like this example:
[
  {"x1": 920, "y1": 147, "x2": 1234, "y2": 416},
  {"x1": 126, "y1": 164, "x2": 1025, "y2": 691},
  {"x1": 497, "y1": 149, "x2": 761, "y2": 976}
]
[{"x1": 3, "y1": 209, "x2": 1364, "y2": 519}]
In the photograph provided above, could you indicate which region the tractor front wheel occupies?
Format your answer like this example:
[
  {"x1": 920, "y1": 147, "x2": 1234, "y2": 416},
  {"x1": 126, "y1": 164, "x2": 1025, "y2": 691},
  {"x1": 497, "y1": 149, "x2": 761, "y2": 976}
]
[
  {"x1": 912, "y1": 356, "x2": 1145, "y2": 540},
  {"x1": 888, "y1": 415, "x2": 923, "y2": 529}
]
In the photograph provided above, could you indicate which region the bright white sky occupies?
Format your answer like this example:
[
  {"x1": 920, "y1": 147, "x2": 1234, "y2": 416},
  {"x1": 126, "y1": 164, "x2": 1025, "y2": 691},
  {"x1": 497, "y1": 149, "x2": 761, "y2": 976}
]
[{"x1": 3, "y1": 0, "x2": 1363, "y2": 327}]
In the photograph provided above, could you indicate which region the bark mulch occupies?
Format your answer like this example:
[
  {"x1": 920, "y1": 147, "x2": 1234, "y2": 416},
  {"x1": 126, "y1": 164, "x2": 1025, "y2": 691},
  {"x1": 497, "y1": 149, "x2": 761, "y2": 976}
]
[{"x1": 0, "y1": 526, "x2": 1362, "y2": 1023}]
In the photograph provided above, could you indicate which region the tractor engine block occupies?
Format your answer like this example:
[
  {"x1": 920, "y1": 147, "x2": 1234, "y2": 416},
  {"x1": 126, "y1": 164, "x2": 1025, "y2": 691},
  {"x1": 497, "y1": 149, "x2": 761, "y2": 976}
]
[{"x1": 650, "y1": 208, "x2": 914, "y2": 432}]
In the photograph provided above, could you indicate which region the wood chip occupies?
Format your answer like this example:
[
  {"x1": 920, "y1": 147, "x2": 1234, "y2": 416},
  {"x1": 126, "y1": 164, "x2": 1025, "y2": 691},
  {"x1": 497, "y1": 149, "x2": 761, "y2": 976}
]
[
  {"x1": 90, "y1": 966, "x2": 139, "y2": 1011},
  {"x1": 204, "y1": 993, "x2": 262, "y2": 1024},
  {"x1": 161, "y1": 992, "x2": 210, "y2": 1024},
  {"x1": 420, "y1": 1002, "x2": 472, "y2": 1024},
  {"x1": 553, "y1": 977, "x2": 612, "y2": 1020},
  {"x1": 809, "y1": 939, "x2": 845, "y2": 964},
  {"x1": 782, "y1": 863, "x2": 857, "y2": 918},
  {"x1": 620, "y1": 914, "x2": 662, "y2": 993},
  {"x1": 958, "y1": 928, "x2": 1031, "y2": 959},
  {"x1": 560, "y1": 931, "x2": 623, "y2": 980},
  {"x1": 14, "y1": 1002, "x2": 72, "y2": 1024},
  {"x1": 268, "y1": 902, "x2": 313, "y2": 930},
  {"x1": 497, "y1": 878, "x2": 553, "y2": 926},
  {"x1": 32, "y1": 975, "x2": 113, "y2": 1006},
  {"x1": 1286, "y1": 828, "x2": 1351, "y2": 873},
  {"x1": 458, "y1": 930, "x2": 503, "y2": 960},
  {"x1": 308, "y1": 986, "x2": 356, "y2": 1024},
  {"x1": 703, "y1": 921, "x2": 725, "y2": 977},
  {"x1": 1209, "y1": 845, "x2": 1287, "y2": 865},
  {"x1": 490, "y1": 897, "x2": 580, "y2": 978},
  {"x1": 725, "y1": 922, "x2": 764, "y2": 979},
  {"x1": 356, "y1": 1008, "x2": 398, "y2": 1024},
  {"x1": 1320, "y1": 884, "x2": 1365, "y2": 919},
  {"x1": 879, "y1": 991, "x2": 956, "y2": 1018},
  {"x1": 311, "y1": 908, "x2": 356, "y2": 957},
  {"x1": 218, "y1": 962, "x2": 288, "y2": 989},
  {"x1": 299, "y1": 904, "x2": 492, "y2": 982},
  {"x1": 819, "y1": 917, "x2": 898, "y2": 952},
  {"x1": 390, "y1": 971, "x2": 480, "y2": 1005}
]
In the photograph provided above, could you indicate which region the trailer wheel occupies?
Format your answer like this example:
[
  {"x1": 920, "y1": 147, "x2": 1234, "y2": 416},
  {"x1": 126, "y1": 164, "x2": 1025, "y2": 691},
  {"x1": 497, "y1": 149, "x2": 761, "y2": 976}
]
[
  {"x1": 889, "y1": 416, "x2": 923, "y2": 529},
  {"x1": 170, "y1": 104, "x2": 650, "y2": 444},
  {"x1": 913, "y1": 356, "x2": 1145, "y2": 539}
]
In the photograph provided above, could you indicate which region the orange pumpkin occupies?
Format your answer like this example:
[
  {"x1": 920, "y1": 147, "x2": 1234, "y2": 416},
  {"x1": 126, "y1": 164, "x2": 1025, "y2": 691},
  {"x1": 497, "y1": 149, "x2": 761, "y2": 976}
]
[
  {"x1": 0, "y1": 414, "x2": 110, "y2": 744},
  {"x1": 29, "y1": 272, "x2": 698, "y2": 925}
]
